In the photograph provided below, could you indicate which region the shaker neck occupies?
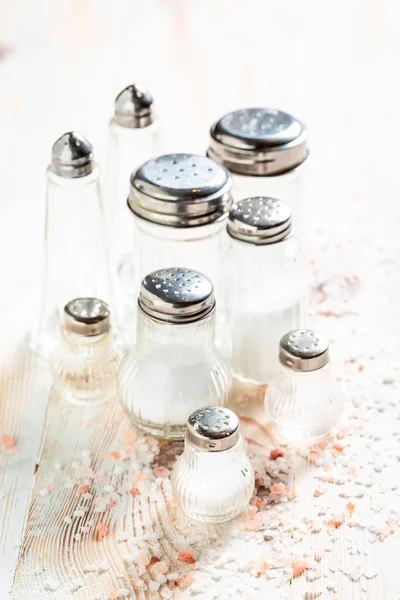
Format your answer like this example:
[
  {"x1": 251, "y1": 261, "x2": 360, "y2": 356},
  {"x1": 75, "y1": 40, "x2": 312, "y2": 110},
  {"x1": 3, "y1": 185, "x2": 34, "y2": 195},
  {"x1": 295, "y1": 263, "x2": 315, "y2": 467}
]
[
  {"x1": 61, "y1": 329, "x2": 113, "y2": 356},
  {"x1": 136, "y1": 307, "x2": 216, "y2": 350}
]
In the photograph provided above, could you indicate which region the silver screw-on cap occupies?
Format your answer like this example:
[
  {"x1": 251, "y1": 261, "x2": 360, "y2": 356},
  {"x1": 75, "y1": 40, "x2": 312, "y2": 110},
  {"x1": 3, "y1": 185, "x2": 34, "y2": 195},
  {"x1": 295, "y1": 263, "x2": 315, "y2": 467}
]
[
  {"x1": 51, "y1": 132, "x2": 95, "y2": 178},
  {"x1": 228, "y1": 197, "x2": 292, "y2": 244},
  {"x1": 208, "y1": 108, "x2": 308, "y2": 176},
  {"x1": 186, "y1": 407, "x2": 240, "y2": 452},
  {"x1": 63, "y1": 298, "x2": 110, "y2": 337},
  {"x1": 139, "y1": 268, "x2": 215, "y2": 324},
  {"x1": 279, "y1": 330, "x2": 329, "y2": 372},
  {"x1": 114, "y1": 83, "x2": 154, "y2": 128},
  {"x1": 128, "y1": 154, "x2": 232, "y2": 227}
]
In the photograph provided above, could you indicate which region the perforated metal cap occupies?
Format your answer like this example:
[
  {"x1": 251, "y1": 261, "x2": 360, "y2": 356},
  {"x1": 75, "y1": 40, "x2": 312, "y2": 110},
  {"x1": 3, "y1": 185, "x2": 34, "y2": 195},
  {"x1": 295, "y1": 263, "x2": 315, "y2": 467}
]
[
  {"x1": 186, "y1": 406, "x2": 240, "y2": 452},
  {"x1": 51, "y1": 132, "x2": 95, "y2": 178},
  {"x1": 128, "y1": 154, "x2": 232, "y2": 227},
  {"x1": 228, "y1": 197, "x2": 292, "y2": 244},
  {"x1": 279, "y1": 330, "x2": 329, "y2": 372},
  {"x1": 114, "y1": 83, "x2": 154, "y2": 128},
  {"x1": 139, "y1": 268, "x2": 215, "y2": 324},
  {"x1": 208, "y1": 108, "x2": 308, "y2": 176},
  {"x1": 63, "y1": 298, "x2": 110, "y2": 337}
]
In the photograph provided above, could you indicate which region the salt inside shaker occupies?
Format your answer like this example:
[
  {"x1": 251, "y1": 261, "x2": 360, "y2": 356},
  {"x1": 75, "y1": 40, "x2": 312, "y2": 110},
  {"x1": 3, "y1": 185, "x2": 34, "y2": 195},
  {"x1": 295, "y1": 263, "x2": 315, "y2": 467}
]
[
  {"x1": 171, "y1": 406, "x2": 254, "y2": 523},
  {"x1": 222, "y1": 197, "x2": 307, "y2": 397},
  {"x1": 51, "y1": 298, "x2": 121, "y2": 406},
  {"x1": 207, "y1": 108, "x2": 308, "y2": 240},
  {"x1": 265, "y1": 330, "x2": 343, "y2": 442},
  {"x1": 118, "y1": 268, "x2": 231, "y2": 439}
]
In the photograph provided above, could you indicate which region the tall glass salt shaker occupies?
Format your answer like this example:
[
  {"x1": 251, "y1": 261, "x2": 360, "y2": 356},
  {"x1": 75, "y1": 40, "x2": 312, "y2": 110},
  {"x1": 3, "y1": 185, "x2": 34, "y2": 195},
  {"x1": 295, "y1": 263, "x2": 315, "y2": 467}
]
[
  {"x1": 30, "y1": 132, "x2": 113, "y2": 358},
  {"x1": 118, "y1": 268, "x2": 231, "y2": 439},
  {"x1": 52, "y1": 298, "x2": 121, "y2": 406},
  {"x1": 265, "y1": 330, "x2": 343, "y2": 442},
  {"x1": 207, "y1": 108, "x2": 308, "y2": 241},
  {"x1": 105, "y1": 85, "x2": 159, "y2": 335},
  {"x1": 222, "y1": 197, "x2": 307, "y2": 399},
  {"x1": 171, "y1": 406, "x2": 254, "y2": 523}
]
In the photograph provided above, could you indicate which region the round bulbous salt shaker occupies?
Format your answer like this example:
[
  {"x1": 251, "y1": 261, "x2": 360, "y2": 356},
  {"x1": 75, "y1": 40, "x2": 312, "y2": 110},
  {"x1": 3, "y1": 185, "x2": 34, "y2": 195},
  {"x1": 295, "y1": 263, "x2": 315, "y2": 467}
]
[
  {"x1": 118, "y1": 268, "x2": 231, "y2": 440},
  {"x1": 105, "y1": 85, "x2": 160, "y2": 338},
  {"x1": 207, "y1": 108, "x2": 308, "y2": 241},
  {"x1": 265, "y1": 330, "x2": 343, "y2": 442},
  {"x1": 30, "y1": 132, "x2": 114, "y2": 358},
  {"x1": 222, "y1": 197, "x2": 307, "y2": 399},
  {"x1": 171, "y1": 407, "x2": 254, "y2": 523},
  {"x1": 51, "y1": 298, "x2": 121, "y2": 406},
  {"x1": 124, "y1": 154, "x2": 233, "y2": 347}
]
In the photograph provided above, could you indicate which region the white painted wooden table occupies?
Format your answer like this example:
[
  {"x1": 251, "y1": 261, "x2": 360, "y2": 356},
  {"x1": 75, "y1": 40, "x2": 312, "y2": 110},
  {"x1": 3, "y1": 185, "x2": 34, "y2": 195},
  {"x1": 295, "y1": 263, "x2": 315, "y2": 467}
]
[{"x1": 1, "y1": 1, "x2": 400, "y2": 598}]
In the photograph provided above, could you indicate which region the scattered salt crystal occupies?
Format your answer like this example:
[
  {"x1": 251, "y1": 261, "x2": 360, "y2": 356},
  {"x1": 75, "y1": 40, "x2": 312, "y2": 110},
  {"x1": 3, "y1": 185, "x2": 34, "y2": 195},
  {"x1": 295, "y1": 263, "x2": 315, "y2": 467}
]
[
  {"x1": 167, "y1": 572, "x2": 180, "y2": 580},
  {"x1": 33, "y1": 567, "x2": 42, "y2": 575},
  {"x1": 39, "y1": 488, "x2": 49, "y2": 498},
  {"x1": 74, "y1": 509, "x2": 85, "y2": 518},
  {"x1": 363, "y1": 568, "x2": 378, "y2": 579},
  {"x1": 349, "y1": 571, "x2": 362, "y2": 582},
  {"x1": 114, "y1": 465, "x2": 124, "y2": 475},
  {"x1": 83, "y1": 493, "x2": 93, "y2": 501},
  {"x1": 118, "y1": 588, "x2": 130, "y2": 597},
  {"x1": 149, "y1": 581, "x2": 160, "y2": 591},
  {"x1": 54, "y1": 463, "x2": 62, "y2": 470},
  {"x1": 155, "y1": 574, "x2": 167, "y2": 584},
  {"x1": 64, "y1": 516, "x2": 72, "y2": 525},
  {"x1": 44, "y1": 578, "x2": 59, "y2": 591},
  {"x1": 160, "y1": 588, "x2": 172, "y2": 599},
  {"x1": 84, "y1": 564, "x2": 98, "y2": 572},
  {"x1": 81, "y1": 526, "x2": 90, "y2": 534},
  {"x1": 74, "y1": 533, "x2": 81, "y2": 541},
  {"x1": 70, "y1": 579, "x2": 83, "y2": 592},
  {"x1": 104, "y1": 485, "x2": 115, "y2": 493},
  {"x1": 100, "y1": 560, "x2": 110, "y2": 571}
]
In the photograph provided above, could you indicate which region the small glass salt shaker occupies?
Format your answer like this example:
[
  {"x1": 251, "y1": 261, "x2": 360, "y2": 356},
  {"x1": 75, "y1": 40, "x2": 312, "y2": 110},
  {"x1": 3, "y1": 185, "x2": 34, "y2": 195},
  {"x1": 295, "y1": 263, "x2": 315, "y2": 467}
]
[
  {"x1": 171, "y1": 406, "x2": 254, "y2": 523},
  {"x1": 222, "y1": 197, "x2": 307, "y2": 397},
  {"x1": 207, "y1": 108, "x2": 308, "y2": 241},
  {"x1": 30, "y1": 132, "x2": 114, "y2": 357},
  {"x1": 265, "y1": 330, "x2": 343, "y2": 442},
  {"x1": 118, "y1": 268, "x2": 231, "y2": 439},
  {"x1": 105, "y1": 84, "x2": 159, "y2": 336},
  {"x1": 51, "y1": 298, "x2": 121, "y2": 406}
]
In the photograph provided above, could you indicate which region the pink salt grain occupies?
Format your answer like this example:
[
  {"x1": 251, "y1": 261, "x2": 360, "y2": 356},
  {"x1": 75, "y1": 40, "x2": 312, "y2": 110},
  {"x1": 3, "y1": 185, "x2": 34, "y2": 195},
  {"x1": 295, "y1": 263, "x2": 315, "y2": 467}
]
[
  {"x1": 0, "y1": 433, "x2": 17, "y2": 454},
  {"x1": 152, "y1": 560, "x2": 169, "y2": 574},
  {"x1": 97, "y1": 523, "x2": 108, "y2": 537},
  {"x1": 177, "y1": 551, "x2": 195, "y2": 565},
  {"x1": 138, "y1": 552, "x2": 150, "y2": 566},
  {"x1": 292, "y1": 560, "x2": 308, "y2": 576},
  {"x1": 269, "y1": 448, "x2": 284, "y2": 460},
  {"x1": 153, "y1": 466, "x2": 170, "y2": 478}
]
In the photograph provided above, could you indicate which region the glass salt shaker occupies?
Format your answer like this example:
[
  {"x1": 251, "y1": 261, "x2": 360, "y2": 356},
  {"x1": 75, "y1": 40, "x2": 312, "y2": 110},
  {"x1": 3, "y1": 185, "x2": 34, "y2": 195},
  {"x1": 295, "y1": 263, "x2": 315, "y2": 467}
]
[
  {"x1": 30, "y1": 132, "x2": 114, "y2": 358},
  {"x1": 105, "y1": 84, "x2": 159, "y2": 336},
  {"x1": 207, "y1": 108, "x2": 308, "y2": 241},
  {"x1": 171, "y1": 406, "x2": 254, "y2": 523},
  {"x1": 51, "y1": 298, "x2": 121, "y2": 406},
  {"x1": 223, "y1": 197, "x2": 307, "y2": 398},
  {"x1": 118, "y1": 268, "x2": 231, "y2": 439},
  {"x1": 265, "y1": 330, "x2": 343, "y2": 442},
  {"x1": 128, "y1": 152, "x2": 232, "y2": 306}
]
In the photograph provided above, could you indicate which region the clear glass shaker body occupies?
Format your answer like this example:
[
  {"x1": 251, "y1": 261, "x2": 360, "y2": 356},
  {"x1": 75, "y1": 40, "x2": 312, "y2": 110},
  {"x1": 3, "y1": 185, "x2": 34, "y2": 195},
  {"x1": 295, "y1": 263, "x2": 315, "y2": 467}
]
[
  {"x1": 31, "y1": 165, "x2": 113, "y2": 357},
  {"x1": 223, "y1": 236, "x2": 307, "y2": 386},
  {"x1": 231, "y1": 166, "x2": 306, "y2": 241},
  {"x1": 52, "y1": 329, "x2": 121, "y2": 406},
  {"x1": 119, "y1": 309, "x2": 231, "y2": 439},
  {"x1": 265, "y1": 362, "x2": 343, "y2": 442},
  {"x1": 172, "y1": 435, "x2": 254, "y2": 522}
]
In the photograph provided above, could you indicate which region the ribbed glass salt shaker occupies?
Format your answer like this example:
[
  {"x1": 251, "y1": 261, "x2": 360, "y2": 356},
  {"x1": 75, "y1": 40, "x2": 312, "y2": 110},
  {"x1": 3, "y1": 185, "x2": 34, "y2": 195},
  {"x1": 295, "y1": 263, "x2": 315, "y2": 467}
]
[
  {"x1": 106, "y1": 84, "x2": 159, "y2": 338},
  {"x1": 171, "y1": 407, "x2": 254, "y2": 523},
  {"x1": 118, "y1": 268, "x2": 231, "y2": 439},
  {"x1": 51, "y1": 298, "x2": 121, "y2": 406},
  {"x1": 265, "y1": 330, "x2": 343, "y2": 442},
  {"x1": 30, "y1": 132, "x2": 113, "y2": 358},
  {"x1": 222, "y1": 197, "x2": 307, "y2": 397},
  {"x1": 208, "y1": 108, "x2": 308, "y2": 241}
]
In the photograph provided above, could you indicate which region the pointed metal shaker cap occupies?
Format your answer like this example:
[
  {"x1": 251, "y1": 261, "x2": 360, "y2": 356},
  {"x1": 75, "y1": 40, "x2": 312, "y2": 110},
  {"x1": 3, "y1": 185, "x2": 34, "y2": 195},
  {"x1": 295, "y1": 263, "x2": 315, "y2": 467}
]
[
  {"x1": 51, "y1": 132, "x2": 95, "y2": 178},
  {"x1": 114, "y1": 83, "x2": 154, "y2": 128}
]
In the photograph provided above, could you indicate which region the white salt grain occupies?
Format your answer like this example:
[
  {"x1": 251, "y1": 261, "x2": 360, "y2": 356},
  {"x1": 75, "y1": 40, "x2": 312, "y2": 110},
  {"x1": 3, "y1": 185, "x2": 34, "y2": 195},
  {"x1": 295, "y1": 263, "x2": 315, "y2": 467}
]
[
  {"x1": 64, "y1": 516, "x2": 72, "y2": 525},
  {"x1": 118, "y1": 588, "x2": 130, "y2": 597},
  {"x1": 70, "y1": 579, "x2": 83, "y2": 592},
  {"x1": 74, "y1": 533, "x2": 81, "y2": 541},
  {"x1": 100, "y1": 560, "x2": 110, "y2": 571},
  {"x1": 44, "y1": 578, "x2": 59, "y2": 591},
  {"x1": 39, "y1": 488, "x2": 49, "y2": 498},
  {"x1": 363, "y1": 568, "x2": 378, "y2": 579},
  {"x1": 84, "y1": 564, "x2": 98, "y2": 572},
  {"x1": 149, "y1": 581, "x2": 160, "y2": 591},
  {"x1": 161, "y1": 588, "x2": 172, "y2": 599}
]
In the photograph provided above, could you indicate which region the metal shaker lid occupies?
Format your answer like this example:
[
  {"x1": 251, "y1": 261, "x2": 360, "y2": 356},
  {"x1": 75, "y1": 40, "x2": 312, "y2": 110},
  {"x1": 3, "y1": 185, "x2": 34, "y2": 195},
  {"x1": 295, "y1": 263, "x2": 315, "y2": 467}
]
[
  {"x1": 128, "y1": 154, "x2": 232, "y2": 227},
  {"x1": 114, "y1": 83, "x2": 154, "y2": 128},
  {"x1": 208, "y1": 108, "x2": 308, "y2": 176},
  {"x1": 279, "y1": 330, "x2": 329, "y2": 372},
  {"x1": 139, "y1": 267, "x2": 215, "y2": 324},
  {"x1": 63, "y1": 298, "x2": 110, "y2": 337},
  {"x1": 187, "y1": 406, "x2": 240, "y2": 452},
  {"x1": 51, "y1": 132, "x2": 95, "y2": 178},
  {"x1": 228, "y1": 197, "x2": 292, "y2": 244}
]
